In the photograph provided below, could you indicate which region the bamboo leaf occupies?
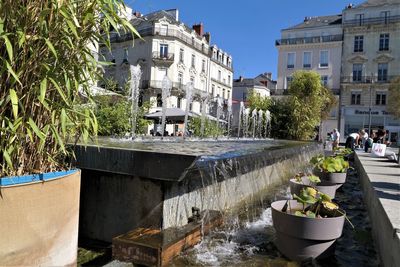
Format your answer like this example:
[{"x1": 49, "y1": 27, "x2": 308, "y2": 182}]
[
  {"x1": 49, "y1": 77, "x2": 68, "y2": 104},
  {"x1": 3, "y1": 150, "x2": 13, "y2": 170},
  {"x1": 51, "y1": 125, "x2": 66, "y2": 152},
  {"x1": 45, "y1": 38, "x2": 58, "y2": 59},
  {"x1": 28, "y1": 118, "x2": 45, "y2": 140},
  {"x1": 39, "y1": 78, "x2": 47, "y2": 103},
  {"x1": 6, "y1": 61, "x2": 22, "y2": 85},
  {"x1": 9, "y1": 89, "x2": 19, "y2": 119},
  {"x1": 2, "y1": 35, "x2": 13, "y2": 61},
  {"x1": 61, "y1": 108, "x2": 67, "y2": 137}
]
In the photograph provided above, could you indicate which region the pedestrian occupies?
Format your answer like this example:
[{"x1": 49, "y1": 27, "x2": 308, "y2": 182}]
[
  {"x1": 359, "y1": 129, "x2": 368, "y2": 148},
  {"x1": 345, "y1": 132, "x2": 360, "y2": 150},
  {"x1": 332, "y1": 129, "x2": 340, "y2": 150}
]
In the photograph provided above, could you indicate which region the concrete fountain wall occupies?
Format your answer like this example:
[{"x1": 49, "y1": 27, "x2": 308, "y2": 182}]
[{"x1": 75, "y1": 140, "x2": 321, "y2": 242}]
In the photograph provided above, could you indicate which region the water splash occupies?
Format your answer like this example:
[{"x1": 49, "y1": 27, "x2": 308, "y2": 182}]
[
  {"x1": 251, "y1": 109, "x2": 257, "y2": 139},
  {"x1": 183, "y1": 82, "x2": 193, "y2": 139},
  {"x1": 237, "y1": 101, "x2": 244, "y2": 138},
  {"x1": 129, "y1": 65, "x2": 142, "y2": 138},
  {"x1": 227, "y1": 98, "x2": 232, "y2": 137},
  {"x1": 161, "y1": 76, "x2": 172, "y2": 140}
]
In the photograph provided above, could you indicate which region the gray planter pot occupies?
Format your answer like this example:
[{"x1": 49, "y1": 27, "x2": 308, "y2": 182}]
[
  {"x1": 271, "y1": 200, "x2": 345, "y2": 261},
  {"x1": 289, "y1": 178, "x2": 337, "y2": 199},
  {"x1": 313, "y1": 168, "x2": 347, "y2": 186}
]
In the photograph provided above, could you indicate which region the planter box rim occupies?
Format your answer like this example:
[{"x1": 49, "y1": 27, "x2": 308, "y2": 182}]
[{"x1": 0, "y1": 169, "x2": 79, "y2": 186}]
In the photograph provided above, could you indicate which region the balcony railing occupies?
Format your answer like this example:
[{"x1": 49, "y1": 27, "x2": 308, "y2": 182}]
[
  {"x1": 341, "y1": 75, "x2": 398, "y2": 84},
  {"x1": 141, "y1": 80, "x2": 209, "y2": 98},
  {"x1": 152, "y1": 52, "x2": 174, "y2": 65},
  {"x1": 276, "y1": 34, "x2": 343, "y2": 46},
  {"x1": 343, "y1": 15, "x2": 400, "y2": 27}
]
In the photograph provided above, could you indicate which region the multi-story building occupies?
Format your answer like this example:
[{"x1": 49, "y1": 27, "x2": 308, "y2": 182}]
[
  {"x1": 340, "y1": 0, "x2": 400, "y2": 144},
  {"x1": 275, "y1": 15, "x2": 343, "y2": 140},
  {"x1": 100, "y1": 9, "x2": 233, "y2": 135}
]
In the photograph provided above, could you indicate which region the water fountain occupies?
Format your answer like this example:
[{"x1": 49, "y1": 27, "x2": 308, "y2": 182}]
[
  {"x1": 258, "y1": 109, "x2": 264, "y2": 138},
  {"x1": 252, "y1": 109, "x2": 258, "y2": 139},
  {"x1": 183, "y1": 82, "x2": 193, "y2": 139},
  {"x1": 244, "y1": 108, "x2": 250, "y2": 138},
  {"x1": 200, "y1": 91, "x2": 209, "y2": 138},
  {"x1": 215, "y1": 96, "x2": 223, "y2": 140},
  {"x1": 265, "y1": 110, "x2": 271, "y2": 138},
  {"x1": 227, "y1": 98, "x2": 232, "y2": 137},
  {"x1": 161, "y1": 76, "x2": 172, "y2": 139},
  {"x1": 129, "y1": 65, "x2": 142, "y2": 138},
  {"x1": 238, "y1": 101, "x2": 244, "y2": 138}
]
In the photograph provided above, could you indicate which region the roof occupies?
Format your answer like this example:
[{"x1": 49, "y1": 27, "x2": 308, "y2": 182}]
[
  {"x1": 353, "y1": 0, "x2": 399, "y2": 9},
  {"x1": 233, "y1": 78, "x2": 268, "y2": 88},
  {"x1": 283, "y1": 15, "x2": 342, "y2": 31}
]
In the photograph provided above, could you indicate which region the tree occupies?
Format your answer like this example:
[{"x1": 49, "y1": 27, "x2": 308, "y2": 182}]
[
  {"x1": 388, "y1": 77, "x2": 400, "y2": 119},
  {"x1": 269, "y1": 98, "x2": 293, "y2": 139},
  {"x1": 247, "y1": 89, "x2": 271, "y2": 111},
  {"x1": 188, "y1": 117, "x2": 224, "y2": 138},
  {"x1": 287, "y1": 71, "x2": 336, "y2": 140}
]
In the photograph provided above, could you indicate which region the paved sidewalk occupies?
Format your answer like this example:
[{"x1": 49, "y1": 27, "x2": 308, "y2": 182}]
[{"x1": 355, "y1": 149, "x2": 400, "y2": 267}]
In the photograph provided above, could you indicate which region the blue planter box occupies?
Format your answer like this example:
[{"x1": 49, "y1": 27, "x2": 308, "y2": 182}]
[{"x1": 0, "y1": 169, "x2": 78, "y2": 186}]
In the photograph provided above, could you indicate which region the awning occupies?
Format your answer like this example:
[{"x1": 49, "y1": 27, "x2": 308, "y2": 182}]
[{"x1": 145, "y1": 108, "x2": 198, "y2": 122}]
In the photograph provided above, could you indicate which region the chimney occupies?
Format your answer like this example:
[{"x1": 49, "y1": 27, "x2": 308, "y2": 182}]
[
  {"x1": 304, "y1": 16, "x2": 312, "y2": 22},
  {"x1": 346, "y1": 3, "x2": 353, "y2": 9},
  {"x1": 265, "y1": 72, "x2": 272, "y2": 79},
  {"x1": 203, "y1": 32, "x2": 211, "y2": 43},
  {"x1": 239, "y1": 76, "x2": 244, "y2": 82},
  {"x1": 133, "y1": 11, "x2": 142, "y2": 18},
  {"x1": 192, "y1": 23, "x2": 204, "y2": 36}
]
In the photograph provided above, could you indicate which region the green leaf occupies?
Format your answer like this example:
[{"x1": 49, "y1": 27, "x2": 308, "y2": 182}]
[
  {"x1": 3, "y1": 150, "x2": 13, "y2": 170},
  {"x1": 2, "y1": 35, "x2": 13, "y2": 61},
  {"x1": 51, "y1": 125, "x2": 66, "y2": 153},
  {"x1": 38, "y1": 78, "x2": 47, "y2": 103},
  {"x1": 61, "y1": 108, "x2": 67, "y2": 137},
  {"x1": 6, "y1": 61, "x2": 22, "y2": 85},
  {"x1": 9, "y1": 89, "x2": 18, "y2": 119},
  {"x1": 306, "y1": 211, "x2": 316, "y2": 218},
  {"x1": 49, "y1": 77, "x2": 68, "y2": 104},
  {"x1": 294, "y1": 211, "x2": 306, "y2": 217},
  {"x1": 28, "y1": 118, "x2": 46, "y2": 141},
  {"x1": 45, "y1": 38, "x2": 58, "y2": 59}
]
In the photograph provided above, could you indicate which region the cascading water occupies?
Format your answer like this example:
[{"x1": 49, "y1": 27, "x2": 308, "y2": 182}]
[
  {"x1": 227, "y1": 98, "x2": 232, "y2": 137},
  {"x1": 129, "y1": 65, "x2": 142, "y2": 138},
  {"x1": 215, "y1": 97, "x2": 223, "y2": 140},
  {"x1": 161, "y1": 75, "x2": 172, "y2": 139},
  {"x1": 251, "y1": 109, "x2": 257, "y2": 139},
  {"x1": 265, "y1": 110, "x2": 271, "y2": 138},
  {"x1": 200, "y1": 91, "x2": 209, "y2": 138},
  {"x1": 238, "y1": 101, "x2": 244, "y2": 138},
  {"x1": 183, "y1": 82, "x2": 193, "y2": 139},
  {"x1": 258, "y1": 110, "x2": 264, "y2": 138},
  {"x1": 244, "y1": 108, "x2": 250, "y2": 138}
]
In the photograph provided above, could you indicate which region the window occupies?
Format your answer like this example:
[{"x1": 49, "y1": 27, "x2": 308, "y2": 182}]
[
  {"x1": 243, "y1": 92, "x2": 247, "y2": 101},
  {"x1": 303, "y1": 52, "x2": 311, "y2": 68},
  {"x1": 379, "y1": 34, "x2": 389, "y2": 51},
  {"x1": 178, "y1": 72, "x2": 183, "y2": 86},
  {"x1": 211, "y1": 84, "x2": 215, "y2": 96},
  {"x1": 378, "y1": 63, "x2": 388, "y2": 82},
  {"x1": 191, "y1": 54, "x2": 196, "y2": 68},
  {"x1": 223, "y1": 88, "x2": 226, "y2": 99},
  {"x1": 218, "y1": 70, "x2": 222, "y2": 81},
  {"x1": 376, "y1": 92, "x2": 387, "y2": 105},
  {"x1": 287, "y1": 52, "x2": 295, "y2": 69},
  {"x1": 227, "y1": 58, "x2": 232, "y2": 68},
  {"x1": 381, "y1": 11, "x2": 390, "y2": 24},
  {"x1": 354, "y1": 36, "x2": 364, "y2": 52},
  {"x1": 157, "y1": 93, "x2": 162, "y2": 107},
  {"x1": 202, "y1": 59, "x2": 206, "y2": 72},
  {"x1": 351, "y1": 92, "x2": 361, "y2": 105},
  {"x1": 319, "y1": 51, "x2": 328, "y2": 68},
  {"x1": 189, "y1": 103, "x2": 193, "y2": 111},
  {"x1": 190, "y1": 76, "x2": 195, "y2": 86},
  {"x1": 160, "y1": 44, "x2": 168, "y2": 58},
  {"x1": 356, "y1": 14, "x2": 364, "y2": 26},
  {"x1": 179, "y1": 48, "x2": 184, "y2": 63},
  {"x1": 353, "y1": 64, "x2": 363, "y2": 82},
  {"x1": 227, "y1": 90, "x2": 230, "y2": 99},
  {"x1": 213, "y1": 50, "x2": 217, "y2": 60},
  {"x1": 177, "y1": 97, "x2": 182, "y2": 108},
  {"x1": 285, "y1": 76, "x2": 293, "y2": 89},
  {"x1": 228, "y1": 75, "x2": 231, "y2": 85},
  {"x1": 321, "y1": 75, "x2": 328, "y2": 87}
]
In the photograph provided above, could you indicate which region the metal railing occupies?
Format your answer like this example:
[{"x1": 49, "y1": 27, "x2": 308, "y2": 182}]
[
  {"x1": 275, "y1": 34, "x2": 343, "y2": 46},
  {"x1": 343, "y1": 15, "x2": 400, "y2": 27},
  {"x1": 341, "y1": 75, "x2": 399, "y2": 84},
  {"x1": 152, "y1": 51, "x2": 174, "y2": 61},
  {"x1": 141, "y1": 80, "x2": 208, "y2": 97}
]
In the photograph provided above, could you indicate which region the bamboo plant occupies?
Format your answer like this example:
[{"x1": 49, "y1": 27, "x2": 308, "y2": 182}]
[{"x1": 0, "y1": 0, "x2": 139, "y2": 177}]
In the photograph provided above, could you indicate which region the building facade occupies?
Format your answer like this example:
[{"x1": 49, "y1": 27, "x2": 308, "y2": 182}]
[
  {"x1": 275, "y1": 15, "x2": 343, "y2": 140},
  {"x1": 340, "y1": 0, "x2": 400, "y2": 144},
  {"x1": 100, "y1": 9, "x2": 233, "y2": 135}
]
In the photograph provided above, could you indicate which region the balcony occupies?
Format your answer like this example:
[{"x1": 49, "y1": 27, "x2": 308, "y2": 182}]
[
  {"x1": 141, "y1": 80, "x2": 209, "y2": 99},
  {"x1": 341, "y1": 75, "x2": 398, "y2": 84},
  {"x1": 275, "y1": 34, "x2": 343, "y2": 46},
  {"x1": 152, "y1": 52, "x2": 174, "y2": 66},
  {"x1": 343, "y1": 15, "x2": 400, "y2": 27}
]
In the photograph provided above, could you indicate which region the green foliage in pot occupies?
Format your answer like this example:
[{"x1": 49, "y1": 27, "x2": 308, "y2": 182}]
[
  {"x1": 333, "y1": 147, "x2": 353, "y2": 157},
  {"x1": 313, "y1": 156, "x2": 349, "y2": 173},
  {"x1": 0, "y1": 0, "x2": 138, "y2": 177},
  {"x1": 293, "y1": 172, "x2": 321, "y2": 185}
]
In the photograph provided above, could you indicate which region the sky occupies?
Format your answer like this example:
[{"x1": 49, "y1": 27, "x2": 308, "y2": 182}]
[{"x1": 126, "y1": 0, "x2": 364, "y2": 80}]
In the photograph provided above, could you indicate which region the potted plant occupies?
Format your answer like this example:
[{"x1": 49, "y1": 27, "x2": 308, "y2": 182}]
[
  {"x1": 271, "y1": 188, "x2": 352, "y2": 261},
  {"x1": 289, "y1": 172, "x2": 338, "y2": 199},
  {"x1": 0, "y1": 1, "x2": 137, "y2": 266},
  {"x1": 311, "y1": 155, "x2": 350, "y2": 187},
  {"x1": 333, "y1": 147, "x2": 354, "y2": 161}
]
